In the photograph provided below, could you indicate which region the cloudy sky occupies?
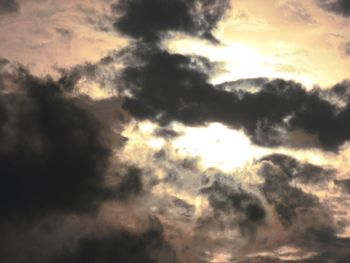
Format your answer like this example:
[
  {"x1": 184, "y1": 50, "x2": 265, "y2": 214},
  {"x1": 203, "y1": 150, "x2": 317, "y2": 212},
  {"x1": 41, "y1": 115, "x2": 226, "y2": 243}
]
[{"x1": 1, "y1": 0, "x2": 350, "y2": 262}]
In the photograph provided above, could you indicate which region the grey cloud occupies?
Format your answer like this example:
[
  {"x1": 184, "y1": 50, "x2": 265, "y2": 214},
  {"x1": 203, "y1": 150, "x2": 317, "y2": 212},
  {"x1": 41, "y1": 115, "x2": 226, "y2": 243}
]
[
  {"x1": 258, "y1": 160, "x2": 333, "y2": 228},
  {"x1": 343, "y1": 41, "x2": 350, "y2": 55},
  {"x1": 55, "y1": 28, "x2": 73, "y2": 39},
  {"x1": 196, "y1": 170, "x2": 267, "y2": 242},
  {"x1": 0, "y1": 0, "x2": 19, "y2": 13},
  {"x1": 110, "y1": 0, "x2": 350, "y2": 152},
  {"x1": 316, "y1": 0, "x2": 350, "y2": 17},
  {"x1": 259, "y1": 154, "x2": 335, "y2": 185},
  {"x1": 51, "y1": 217, "x2": 178, "y2": 263},
  {"x1": 120, "y1": 46, "x2": 350, "y2": 151},
  {"x1": 112, "y1": 0, "x2": 230, "y2": 43}
]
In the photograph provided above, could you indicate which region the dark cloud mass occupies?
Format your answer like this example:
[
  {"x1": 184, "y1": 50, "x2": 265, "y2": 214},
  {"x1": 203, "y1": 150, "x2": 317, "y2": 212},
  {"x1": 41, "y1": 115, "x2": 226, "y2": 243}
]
[
  {"x1": 0, "y1": 67, "x2": 111, "y2": 221},
  {"x1": 259, "y1": 160, "x2": 323, "y2": 226},
  {"x1": 51, "y1": 218, "x2": 178, "y2": 263},
  {"x1": 113, "y1": 0, "x2": 230, "y2": 43},
  {"x1": 335, "y1": 178, "x2": 350, "y2": 193},
  {"x1": 121, "y1": 47, "x2": 350, "y2": 151},
  {"x1": 0, "y1": 0, "x2": 19, "y2": 13},
  {"x1": 0, "y1": 63, "x2": 158, "y2": 263},
  {"x1": 260, "y1": 154, "x2": 335, "y2": 184},
  {"x1": 112, "y1": 0, "x2": 350, "y2": 152},
  {"x1": 113, "y1": 166, "x2": 144, "y2": 201},
  {"x1": 2, "y1": 0, "x2": 350, "y2": 262},
  {"x1": 317, "y1": 0, "x2": 350, "y2": 17},
  {"x1": 199, "y1": 171, "x2": 266, "y2": 236}
]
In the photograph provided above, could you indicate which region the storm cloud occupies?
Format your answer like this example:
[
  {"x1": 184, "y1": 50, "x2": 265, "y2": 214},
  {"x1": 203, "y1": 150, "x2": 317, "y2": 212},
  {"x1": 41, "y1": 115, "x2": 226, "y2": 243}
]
[
  {"x1": 51, "y1": 217, "x2": 178, "y2": 263},
  {"x1": 195, "y1": 171, "x2": 267, "y2": 247},
  {"x1": 113, "y1": 0, "x2": 229, "y2": 43},
  {"x1": 0, "y1": 62, "x2": 166, "y2": 263},
  {"x1": 119, "y1": 47, "x2": 350, "y2": 151},
  {"x1": 1, "y1": 0, "x2": 350, "y2": 262},
  {"x1": 109, "y1": 0, "x2": 350, "y2": 152},
  {"x1": 316, "y1": 0, "x2": 350, "y2": 17},
  {"x1": 0, "y1": 67, "x2": 112, "y2": 222}
]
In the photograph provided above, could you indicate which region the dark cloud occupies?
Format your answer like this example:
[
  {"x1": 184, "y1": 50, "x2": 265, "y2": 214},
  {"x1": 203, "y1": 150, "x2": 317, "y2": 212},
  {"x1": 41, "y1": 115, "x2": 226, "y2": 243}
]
[
  {"x1": 199, "y1": 171, "x2": 266, "y2": 236},
  {"x1": 111, "y1": 0, "x2": 350, "y2": 152},
  {"x1": 120, "y1": 45, "x2": 350, "y2": 151},
  {"x1": 1, "y1": 0, "x2": 348, "y2": 262},
  {"x1": 0, "y1": 214, "x2": 179, "y2": 263},
  {"x1": 316, "y1": 0, "x2": 350, "y2": 17},
  {"x1": 109, "y1": 1, "x2": 350, "y2": 256},
  {"x1": 0, "y1": 63, "x2": 160, "y2": 263},
  {"x1": 170, "y1": 197, "x2": 195, "y2": 219},
  {"x1": 51, "y1": 217, "x2": 178, "y2": 263},
  {"x1": 324, "y1": 79, "x2": 350, "y2": 99},
  {"x1": 0, "y1": 57, "x2": 9, "y2": 66},
  {"x1": 112, "y1": 0, "x2": 230, "y2": 43},
  {"x1": 113, "y1": 167, "x2": 144, "y2": 201},
  {"x1": 258, "y1": 160, "x2": 328, "y2": 227},
  {"x1": 335, "y1": 178, "x2": 350, "y2": 193},
  {"x1": 259, "y1": 154, "x2": 335, "y2": 184},
  {"x1": 57, "y1": 63, "x2": 100, "y2": 92},
  {"x1": 154, "y1": 127, "x2": 182, "y2": 139},
  {"x1": 0, "y1": 0, "x2": 19, "y2": 13},
  {"x1": 0, "y1": 67, "x2": 115, "y2": 222}
]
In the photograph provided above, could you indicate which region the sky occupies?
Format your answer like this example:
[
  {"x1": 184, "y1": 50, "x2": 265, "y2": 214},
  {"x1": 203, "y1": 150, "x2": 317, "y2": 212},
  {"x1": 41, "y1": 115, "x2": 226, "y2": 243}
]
[{"x1": 1, "y1": 0, "x2": 350, "y2": 262}]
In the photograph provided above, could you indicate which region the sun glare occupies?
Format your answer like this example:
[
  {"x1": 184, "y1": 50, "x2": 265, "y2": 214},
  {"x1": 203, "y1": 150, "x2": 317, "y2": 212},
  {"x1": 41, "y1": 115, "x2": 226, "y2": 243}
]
[
  {"x1": 165, "y1": 37, "x2": 315, "y2": 87},
  {"x1": 173, "y1": 123, "x2": 268, "y2": 171}
]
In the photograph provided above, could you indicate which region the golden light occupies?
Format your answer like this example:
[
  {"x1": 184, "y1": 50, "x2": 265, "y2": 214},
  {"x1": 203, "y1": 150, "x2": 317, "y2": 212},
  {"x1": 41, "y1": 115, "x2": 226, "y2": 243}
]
[
  {"x1": 173, "y1": 122, "x2": 268, "y2": 171},
  {"x1": 165, "y1": 37, "x2": 315, "y2": 87},
  {"x1": 120, "y1": 121, "x2": 338, "y2": 173}
]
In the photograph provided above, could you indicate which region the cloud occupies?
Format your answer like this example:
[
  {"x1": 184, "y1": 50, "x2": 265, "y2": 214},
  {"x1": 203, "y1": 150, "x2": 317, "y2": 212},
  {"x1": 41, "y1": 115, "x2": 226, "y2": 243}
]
[
  {"x1": 0, "y1": 67, "x2": 111, "y2": 222},
  {"x1": 1, "y1": 1, "x2": 350, "y2": 262},
  {"x1": 119, "y1": 45, "x2": 350, "y2": 151},
  {"x1": 0, "y1": 64, "x2": 133, "y2": 223},
  {"x1": 259, "y1": 154, "x2": 335, "y2": 184},
  {"x1": 199, "y1": 170, "x2": 266, "y2": 236},
  {"x1": 280, "y1": 1, "x2": 316, "y2": 24},
  {"x1": 0, "y1": 0, "x2": 19, "y2": 13},
  {"x1": 0, "y1": 57, "x2": 9, "y2": 66},
  {"x1": 335, "y1": 178, "x2": 350, "y2": 193},
  {"x1": 258, "y1": 160, "x2": 327, "y2": 227},
  {"x1": 55, "y1": 28, "x2": 73, "y2": 39},
  {"x1": 112, "y1": 0, "x2": 230, "y2": 43},
  {"x1": 113, "y1": 167, "x2": 144, "y2": 201},
  {"x1": 106, "y1": 2, "x2": 350, "y2": 258},
  {"x1": 110, "y1": 0, "x2": 350, "y2": 152},
  {"x1": 343, "y1": 41, "x2": 350, "y2": 55},
  {"x1": 51, "y1": 217, "x2": 178, "y2": 263},
  {"x1": 0, "y1": 62, "x2": 171, "y2": 263},
  {"x1": 316, "y1": 0, "x2": 350, "y2": 17}
]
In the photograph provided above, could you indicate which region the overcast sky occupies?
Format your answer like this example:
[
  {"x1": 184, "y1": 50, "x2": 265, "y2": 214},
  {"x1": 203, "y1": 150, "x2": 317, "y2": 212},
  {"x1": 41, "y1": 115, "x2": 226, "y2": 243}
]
[{"x1": 1, "y1": 1, "x2": 350, "y2": 262}]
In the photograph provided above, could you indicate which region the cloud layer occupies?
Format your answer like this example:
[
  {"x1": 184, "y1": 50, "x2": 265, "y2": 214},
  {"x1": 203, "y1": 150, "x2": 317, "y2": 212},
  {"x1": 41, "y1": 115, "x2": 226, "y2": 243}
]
[{"x1": 1, "y1": 0, "x2": 350, "y2": 262}]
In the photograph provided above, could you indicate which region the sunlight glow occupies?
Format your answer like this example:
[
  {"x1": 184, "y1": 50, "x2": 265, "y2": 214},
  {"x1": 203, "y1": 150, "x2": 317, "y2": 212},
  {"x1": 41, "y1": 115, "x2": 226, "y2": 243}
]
[
  {"x1": 165, "y1": 37, "x2": 315, "y2": 87},
  {"x1": 173, "y1": 123, "x2": 267, "y2": 171}
]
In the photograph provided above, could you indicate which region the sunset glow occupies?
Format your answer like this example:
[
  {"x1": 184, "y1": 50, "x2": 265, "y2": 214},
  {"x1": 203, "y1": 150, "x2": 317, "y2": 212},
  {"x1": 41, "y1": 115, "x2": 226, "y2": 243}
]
[{"x1": 1, "y1": 0, "x2": 350, "y2": 262}]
